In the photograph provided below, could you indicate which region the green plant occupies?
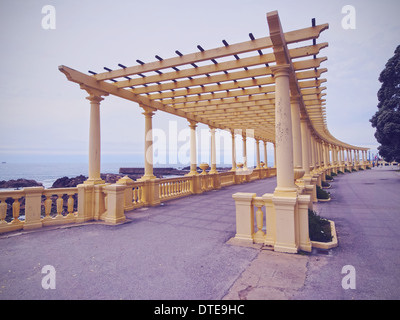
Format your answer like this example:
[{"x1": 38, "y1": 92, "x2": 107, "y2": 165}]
[
  {"x1": 316, "y1": 185, "x2": 330, "y2": 200},
  {"x1": 345, "y1": 169, "x2": 351, "y2": 173},
  {"x1": 366, "y1": 166, "x2": 371, "y2": 169},
  {"x1": 325, "y1": 174, "x2": 333, "y2": 181},
  {"x1": 308, "y1": 209, "x2": 333, "y2": 242},
  {"x1": 337, "y1": 170, "x2": 343, "y2": 174},
  {"x1": 358, "y1": 167, "x2": 364, "y2": 171},
  {"x1": 352, "y1": 168, "x2": 357, "y2": 172},
  {"x1": 331, "y1": 172, "x2": 337, "y2": 176}
]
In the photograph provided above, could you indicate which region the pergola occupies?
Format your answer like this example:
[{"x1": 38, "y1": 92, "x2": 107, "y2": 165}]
[{"x1": 59, "y1": 11, "x2": 369, "y2": 253}]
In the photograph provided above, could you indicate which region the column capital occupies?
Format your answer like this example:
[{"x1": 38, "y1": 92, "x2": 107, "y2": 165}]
[
  {"x1": 140, "y1": 105, "x2": 156, "y2": 116},
  {"x1": 80, "y1": 84, "x2": 108, "y2": 102},
  {"x1": 188, "y1": 120, "x2": 198, "y2": 129},
  {"x1": 271, "y1": 64, "x2": 291, "y2": 78}
]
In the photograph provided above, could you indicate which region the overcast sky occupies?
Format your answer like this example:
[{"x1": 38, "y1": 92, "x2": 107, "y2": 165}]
[{"x1": 0, "y1": 0, "x2": 399, "y2": 166}]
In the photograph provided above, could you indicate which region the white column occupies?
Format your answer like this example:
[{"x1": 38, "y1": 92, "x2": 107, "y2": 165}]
[
  {"x1": 209, "y1": 126, "x2": 218, "y2": 174},
  {"x1": 242, "y1": 131, "x2": 247, "y2": 169},
  {"x1": 263, "y1": 141, "x2": 268, "y2": 168},
  {"x1": 255, "y1": 139, "x2": 261, "y2": 169},
  {"x1": 230, "y1": 130, "x2": 236, "y2": 171},
  {"x1": 300, "y1": 118, "x2": 311, "y2": 177},
  {"x1": 310, "y1": 135, "x2": 316, "y2": 171},
  {"x1": 141, "y1": 106, "x2": 156, "y2": 180},
  {"x1": 271, "y1": 65, "x2": 296, "y2": 194},
  {"x1": 187, "y1": 120, "x2": 198, "y2": 176},
  {"x1": 85, "y1": 94, "x2": 105, "y2": 184},
  {"x1": 290, "y1": 96, "x2": 303, "y2": 173},
  {"x1": 347, "y1": 149, "x2": 350, "y2": 166}
]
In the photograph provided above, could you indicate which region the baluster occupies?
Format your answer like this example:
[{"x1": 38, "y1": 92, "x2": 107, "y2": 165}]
[
  {"x1": 253, "y1": 198, "x2": 265, "y2": 243},
  {"x1": 56, "y1": 194, "x2": 63, "y2": 217},
  {"x1": 44, "y1": 195, "x2": 52, "y2": 220},
  {"x1": 66, "y1": 194, "x2": 75, "y2": 218},
  {"x1": 137, "y1": 186, "x2": 142, "y2": 204},
  {"x1": 11, "y1": 197, "x2": 21, "y2": 224},
  {"x1": 133, "y1": 187, "x2": 138, "y2": 204},
  {"x1": 0, "y1": 199, "x2": 7, "y2": 223}
]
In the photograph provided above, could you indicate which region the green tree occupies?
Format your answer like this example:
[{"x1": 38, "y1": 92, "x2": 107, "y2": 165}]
[{"x1": 370, "y1": 45, "x2": 400, "y2": 162}]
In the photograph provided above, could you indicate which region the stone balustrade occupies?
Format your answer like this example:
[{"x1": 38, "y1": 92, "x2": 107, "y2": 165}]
[
  {"x1": 0, "y1": 166, "x2": 275, "y2": 235},
  {"x1": 0, "y1": 187, "x2": 79, "y2": 233}
]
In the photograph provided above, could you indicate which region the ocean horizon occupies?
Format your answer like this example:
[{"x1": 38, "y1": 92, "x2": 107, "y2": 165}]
[
  {"x1": 0, "y1": 162, "x2": 144, "y2": 189},
  {"x1": 0, "y1": 161, "x2": 274, "y2": 189}
]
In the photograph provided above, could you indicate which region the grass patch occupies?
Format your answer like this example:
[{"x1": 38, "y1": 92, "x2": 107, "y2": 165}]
[{"x1": 308, "y1": 209, "x2": 333, "y2": 242}]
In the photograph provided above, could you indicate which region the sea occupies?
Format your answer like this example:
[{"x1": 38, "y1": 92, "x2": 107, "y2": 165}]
[
  {"x1": 0, "y1": 161, "x2": 275, "y2": 190},
  {"x1": 0, "y1": 162, "x2": 136, "y2": 189}
]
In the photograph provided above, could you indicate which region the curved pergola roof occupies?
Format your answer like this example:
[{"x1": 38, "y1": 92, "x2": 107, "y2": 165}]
[{"x1": 59, "y1": 10, "x2": 367, "y2": 151}]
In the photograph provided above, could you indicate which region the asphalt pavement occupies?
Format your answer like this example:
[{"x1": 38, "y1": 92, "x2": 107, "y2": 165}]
[{"x1": 1, "y1": 166, "x2": 399, "y2": 300}]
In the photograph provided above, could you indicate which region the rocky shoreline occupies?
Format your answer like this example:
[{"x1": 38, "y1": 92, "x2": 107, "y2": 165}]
[
  {"x1": 0, "y1": 167, "x2": 233, "y2": 190},
  {"x1": 0, "y1": 179, "x2": 43, "y2": 189}
]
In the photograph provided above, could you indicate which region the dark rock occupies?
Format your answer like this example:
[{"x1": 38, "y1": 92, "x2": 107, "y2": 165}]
[
  {"x1": 51, "y1": 175, "x2": 87, "y2": 188},
  {"x1": 0, "y1": 178, "x2": 43, "y2": 189}
]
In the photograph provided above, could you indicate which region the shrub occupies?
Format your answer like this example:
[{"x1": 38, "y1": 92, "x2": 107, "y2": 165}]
[
  {"x1": 359, "y1": 167, "x2": 364, "y2": 171},
  {"x1": 345, "y1": 169, "x2": 351, "y2": 173},
  {"x1": 331, "y1": 172, "x2": 337, "y2": 176},
  {"x1": 321, "y1": 180, "x2": 330, "y2": 188},
  {"x1": 337, "y1": 170, "x2": 343, "y2": 174},
  {"x1": 316, "y1": 185, "x2": 330, "y2": 200},
  {"x1": 308, "y1": 209, "x2": 333, "y2": 242},
  {"x1": 325, "y1": 174, "x2": 333, "y2": 181}
]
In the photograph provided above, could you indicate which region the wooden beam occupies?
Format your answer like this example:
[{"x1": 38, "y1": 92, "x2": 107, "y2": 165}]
[
  {"x1": 94, "y1": 37, "x2": 274, "y2": 81},
  {"x1": 58, "y1": 65, "x2": 221, "y2": 129}
]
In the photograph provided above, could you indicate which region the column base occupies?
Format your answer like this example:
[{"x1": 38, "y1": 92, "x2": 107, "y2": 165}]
[
  {"x1": 185, "y1": 171, "x2": 199, "y2": 177},
  {"x1": 274, "y1": 243, "x2": 298, "y2": 254},
  {"x1": 273, "y1": 187, "x2": 298, "y2": 198},
  {"x1": 84, "y1": 178, "x2": 105, "y2": 185},
  {"x1": 137, "y1": 175, "x2": 157, "y2": 181}
]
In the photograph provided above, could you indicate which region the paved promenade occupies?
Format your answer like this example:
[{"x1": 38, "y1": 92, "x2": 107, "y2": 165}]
[
  {"x1": 1, "y1": 167, "x2": 399, "y2": 300},
  {"x1": 293, "y1": 166, "x2": 400, "y2": 300}
]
